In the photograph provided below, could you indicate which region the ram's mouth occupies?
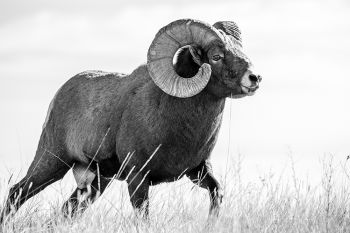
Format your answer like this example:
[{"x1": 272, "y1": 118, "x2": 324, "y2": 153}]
[
  {"x1": 229, "y1": 84, "x2": 260, "y2": 99},
  {"x1": 241, "y1": 85, "x2": 258, "y2": 96}
]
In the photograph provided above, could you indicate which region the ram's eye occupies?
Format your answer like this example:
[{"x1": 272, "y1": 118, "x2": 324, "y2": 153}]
[{"x1": 212, "y1": 55, "x2": 222, "y2": 61}]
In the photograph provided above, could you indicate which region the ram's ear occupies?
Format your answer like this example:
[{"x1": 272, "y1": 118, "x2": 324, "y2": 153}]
[{"x1": 188, "y1": 46, "x2": 203, "y2": 66}]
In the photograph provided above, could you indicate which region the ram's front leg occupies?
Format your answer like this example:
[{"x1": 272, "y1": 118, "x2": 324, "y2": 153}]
[
  {"x1": 127, "y1": 171, "x2": 150, "y2": 218},
  {"x1": 186, "y1": 160, "x2": 223, "y2": 217}
]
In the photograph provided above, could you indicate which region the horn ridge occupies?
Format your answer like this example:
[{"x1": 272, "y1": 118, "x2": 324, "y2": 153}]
[
  {"x1": 213, "y1": 21, "x2": 242, "y2": 43},
  {"x1": 147, "y1": 19, "x2": 223, "y2": 98}
]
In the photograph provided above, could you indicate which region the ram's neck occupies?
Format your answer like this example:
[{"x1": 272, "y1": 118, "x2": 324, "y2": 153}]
[
  {"x1": 152, "y1": 89, "x2": 225, "y2": 160},
  {"x1": 127, "y1": 63, "x2": 225, "y2": 160},
  {"x1": 143, "y1": 47, "x2": 226, "y2": 136},
  {"x1": 160, "y1": 91, "x2": 224, "y2": 118}
]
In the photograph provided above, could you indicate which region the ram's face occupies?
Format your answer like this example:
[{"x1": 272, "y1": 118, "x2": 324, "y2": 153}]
[
  {"x1": 206, "y1": 43, "x2": 261, "y2": 98},
  {"x1": 147, "y1": 19, "x2": 261, "y2": 98}
]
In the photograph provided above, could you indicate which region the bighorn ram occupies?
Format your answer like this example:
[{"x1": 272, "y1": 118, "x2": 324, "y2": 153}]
[{"x1": 1, "y1": 19, "x2": 261, "y2": 221}]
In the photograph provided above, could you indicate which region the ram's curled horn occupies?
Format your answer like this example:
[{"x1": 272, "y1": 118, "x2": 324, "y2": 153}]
[
  {"x1": 213, "y1": 21, "x2": 251, "y2": 65},
  {"x1": 147, "y1": 19, "x2": 224, "y2": 98},
  {"x1": 213, "y1": 21, "x2": 242, "y2": 46}
]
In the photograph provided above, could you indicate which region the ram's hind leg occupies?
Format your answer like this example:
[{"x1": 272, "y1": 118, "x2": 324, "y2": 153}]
[
  {"x1": 62, "y1": 163, "x2": 111, "y2": 217},
  {"x1": 1, "y1": 147, "x2": 72, "y2": 223}
]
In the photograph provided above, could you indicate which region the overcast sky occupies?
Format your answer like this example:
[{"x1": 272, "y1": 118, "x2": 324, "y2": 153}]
[{"x1": 0, "y1": 0, "x2": 349, "y2": 185}]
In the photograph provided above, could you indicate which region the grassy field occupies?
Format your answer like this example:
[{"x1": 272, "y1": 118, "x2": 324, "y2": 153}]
[{"x1": 1, "y1": 156, "x2": 350, "y2": 233}]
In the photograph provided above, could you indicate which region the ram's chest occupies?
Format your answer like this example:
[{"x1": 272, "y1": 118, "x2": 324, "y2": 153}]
[{"x1": 151, "y1": 108, "x2": 224, "y2": 175}]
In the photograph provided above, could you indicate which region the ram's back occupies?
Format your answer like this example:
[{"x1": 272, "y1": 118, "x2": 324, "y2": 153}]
[{"x1": 42, "y1": 69, "x2": 142, "y2": 164}]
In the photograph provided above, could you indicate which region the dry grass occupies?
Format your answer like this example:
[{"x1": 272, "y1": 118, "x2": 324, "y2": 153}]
[{"x1": 1, "y1": 155, "x2": 350, "y2": 233}]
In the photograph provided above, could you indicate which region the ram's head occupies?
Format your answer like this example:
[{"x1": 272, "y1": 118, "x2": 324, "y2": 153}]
[{"x1": 147, "y1": 19, "x2": 261, "y2": 98}]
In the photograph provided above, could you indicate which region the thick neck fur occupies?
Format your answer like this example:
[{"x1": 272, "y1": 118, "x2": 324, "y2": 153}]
[
  {"x1": 149, "y1": 49, "x2": 226, "y2": 155},
  {"x1": 155, "y1": 91, "x2": 225, "y2": 160},
  {"x1": 129, "y1": 51, "x2": 226, "y2": 158}
]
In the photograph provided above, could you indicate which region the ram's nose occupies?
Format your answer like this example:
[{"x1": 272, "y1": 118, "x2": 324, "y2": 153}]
[
  {"x1": 248, "y1": 74, "x2": 262, "y2": 83},
  {"x1": 240, "y1": 70, "x2": 261, "y2": 92}
]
